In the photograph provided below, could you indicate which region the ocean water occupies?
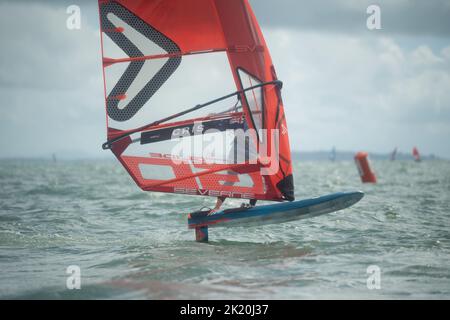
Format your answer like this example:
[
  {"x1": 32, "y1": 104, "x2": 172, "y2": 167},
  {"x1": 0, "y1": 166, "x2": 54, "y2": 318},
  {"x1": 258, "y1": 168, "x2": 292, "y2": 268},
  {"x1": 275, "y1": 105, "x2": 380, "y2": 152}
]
[{"x1": 0, "y1": 158, "x2": 449, "y2": 299}]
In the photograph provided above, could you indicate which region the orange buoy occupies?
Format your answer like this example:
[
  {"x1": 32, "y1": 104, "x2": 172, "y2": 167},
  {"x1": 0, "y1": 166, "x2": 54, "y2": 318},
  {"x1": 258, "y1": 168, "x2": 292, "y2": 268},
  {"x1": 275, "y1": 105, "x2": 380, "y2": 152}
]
[{"x1": 354, "y1": 152, "x2": 377, "y2": 183}]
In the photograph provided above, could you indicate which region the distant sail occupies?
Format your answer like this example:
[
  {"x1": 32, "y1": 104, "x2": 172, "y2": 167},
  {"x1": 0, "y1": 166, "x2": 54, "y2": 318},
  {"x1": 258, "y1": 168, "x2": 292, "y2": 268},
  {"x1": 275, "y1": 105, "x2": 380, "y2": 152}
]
[
  {"x1": 412, "y1": 147, "x2": 421, "y2": 162},
  {"x1": 329, "y1": 146, "x2": 336, "y2": 162},
  {"x1": 390, "y1": 147, "x2": 397, "y2": 161},
  {"x1": 97, "y1": 0, "x2": 294, "y2": 201}
]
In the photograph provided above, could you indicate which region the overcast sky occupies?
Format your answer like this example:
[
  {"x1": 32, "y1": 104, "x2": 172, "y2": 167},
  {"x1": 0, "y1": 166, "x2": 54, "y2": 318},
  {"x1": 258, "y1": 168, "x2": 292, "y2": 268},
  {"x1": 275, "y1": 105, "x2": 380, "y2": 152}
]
[{"x1": 0, "y1": 0, "x2": 449, "y2": 159}]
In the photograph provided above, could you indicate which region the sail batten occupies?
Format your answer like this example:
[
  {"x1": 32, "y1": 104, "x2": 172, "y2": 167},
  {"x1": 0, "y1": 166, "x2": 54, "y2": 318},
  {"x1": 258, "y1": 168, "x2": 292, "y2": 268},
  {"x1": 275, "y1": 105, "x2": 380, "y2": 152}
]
[{"x1": 103, "y1": 48, "x2": 227, "y2": 66}]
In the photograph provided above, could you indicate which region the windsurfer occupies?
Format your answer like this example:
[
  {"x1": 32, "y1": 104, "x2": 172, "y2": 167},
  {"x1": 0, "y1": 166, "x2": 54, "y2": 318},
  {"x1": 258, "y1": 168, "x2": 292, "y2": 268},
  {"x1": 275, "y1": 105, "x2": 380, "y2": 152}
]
[{"x1": 208, "y1": 110, "x2": 258, "y2": 215}]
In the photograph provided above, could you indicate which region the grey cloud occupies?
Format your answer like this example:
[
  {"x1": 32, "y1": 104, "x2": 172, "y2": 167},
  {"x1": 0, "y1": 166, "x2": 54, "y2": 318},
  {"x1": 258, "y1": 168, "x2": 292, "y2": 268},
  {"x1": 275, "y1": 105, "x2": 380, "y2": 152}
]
[
  {"x1": 7, "y1": 0, "x2": 450, "y2": 36},
  {"x1": 250, "y1": 0, "x2": 450, "y2": 37},
  {"x1": 0, "y1": 1, "x2": 449, "y2": 158},
  {"x1": 0, "y1": 2, "x2": 101, "y2": 90},
  {"x1": 264, "y1": 29, "x2": 450, "y2": 157}
]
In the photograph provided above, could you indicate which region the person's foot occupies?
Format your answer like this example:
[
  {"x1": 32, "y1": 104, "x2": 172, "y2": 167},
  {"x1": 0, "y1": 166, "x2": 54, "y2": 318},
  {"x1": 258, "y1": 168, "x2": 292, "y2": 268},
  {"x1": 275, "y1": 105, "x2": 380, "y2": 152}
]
[{"x1": 208, "y1": 209, "x2": 219, "y2": 216}]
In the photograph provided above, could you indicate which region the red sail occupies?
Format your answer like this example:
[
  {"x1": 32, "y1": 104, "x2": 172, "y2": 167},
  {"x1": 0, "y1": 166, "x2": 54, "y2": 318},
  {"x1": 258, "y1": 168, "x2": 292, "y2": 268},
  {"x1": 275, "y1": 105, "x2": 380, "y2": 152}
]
[
  {"x1": 98, "y1": 0, "x2": 294, "y2": 201},
  {"x1": 413, "y1": 147, "x2": 421, "y2": 162}
]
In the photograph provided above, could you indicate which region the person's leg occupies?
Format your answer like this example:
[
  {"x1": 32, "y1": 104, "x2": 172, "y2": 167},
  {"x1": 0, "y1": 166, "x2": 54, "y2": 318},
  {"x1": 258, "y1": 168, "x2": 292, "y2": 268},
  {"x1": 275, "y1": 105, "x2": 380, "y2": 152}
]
[
  {"x1": 249, "y1": 199, "x2": 257, "y2": 207},
  {"x1": 210, "y1": 196, "x2": 226, "y2": 214},
  {"x1": 215, "y1": 196, "x2": 226, "y2": 209}
]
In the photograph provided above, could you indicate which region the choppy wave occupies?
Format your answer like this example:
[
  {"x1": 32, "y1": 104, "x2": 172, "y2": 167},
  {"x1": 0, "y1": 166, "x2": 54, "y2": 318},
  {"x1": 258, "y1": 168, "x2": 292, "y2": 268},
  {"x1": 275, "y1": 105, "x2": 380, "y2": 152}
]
[{"x1": 0, "y1": 158, "x2": 449, "y2": 299}]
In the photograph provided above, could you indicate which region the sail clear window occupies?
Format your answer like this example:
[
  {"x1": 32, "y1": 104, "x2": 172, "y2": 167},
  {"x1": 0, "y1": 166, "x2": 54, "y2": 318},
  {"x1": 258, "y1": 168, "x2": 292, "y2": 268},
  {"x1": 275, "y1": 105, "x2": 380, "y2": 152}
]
[{"x1": 237, "y1": 68, "x2": 264, "y2": 138}]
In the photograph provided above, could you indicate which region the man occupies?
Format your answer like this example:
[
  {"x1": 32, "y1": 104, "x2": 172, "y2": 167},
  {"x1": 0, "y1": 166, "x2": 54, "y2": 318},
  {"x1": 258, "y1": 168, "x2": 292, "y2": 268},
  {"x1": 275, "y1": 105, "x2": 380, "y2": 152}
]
[
  {"x1": 209, "y1": 144, "x2": 258, "y2": 215},
  {"x1": 208, "y1": 104, "x2": 258, "y2": 215}
]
